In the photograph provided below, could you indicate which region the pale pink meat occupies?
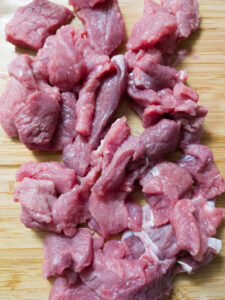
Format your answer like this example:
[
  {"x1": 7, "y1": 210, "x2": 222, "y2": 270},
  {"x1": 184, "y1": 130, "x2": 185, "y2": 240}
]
[
  {"x1": 5, "y1": 0, "x2": 74, "y2": 50},
  {"x1": 16, "y1": 161, "x2": 76, "y2": 194},
  {"x1": 162, "y1": 0, "x2": 200, "y2": 39},
  {"x1": 69, "y1": 0, "x2": 105, "y2": 10},
  {"x1": 140, "y1": 161, "x2": 193, "y2": 226},
  {"x1": 178, "y1": 144, "x2": 225, "y2": 198},
  {"x1": 77, "y1": 0, "x2": 126, "y2": 55},
  {"x1": 127, "y1": 12, "x2": 177, "y2": 51},
  {"x1": 43, "y1": 228, "x2": 93, "y2": 279}
]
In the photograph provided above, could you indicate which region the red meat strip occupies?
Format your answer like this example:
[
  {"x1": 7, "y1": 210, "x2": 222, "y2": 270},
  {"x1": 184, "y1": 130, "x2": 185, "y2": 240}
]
[
  {"x1": 101, "y1": 117, "x2": 130, "y2": 168},
  {"x1": 5, "y1": 0, "x2": 73, "y2": 50},
  {"x1": 69, "y1": 0, "x2": 105, "y2": 10},
  {"x1": 49, "y1": 92, "x2": 77, "y2": 151},
  {"x1": 171, "y1": 199, "x2": 201, "y2": 259},
  {"x1": 16, "y1": 161, "x2": 76, "y2": 194},
  {"x1": 140, "y1": 119, "x2": 180, "y2": 160},
  {"x1": 43, "y1": 228, "x2": 93, "y2": 279},
  {"x1": 178, "y1": 144, "x2": 225, "y2": 199},
  {"x1": 75, "y1": 61, "x2": 113, "y2": 136},
  {"x1": 49, "y1": 277, "x2": 101, "y2": 300},
  {"x1": 161, "y1": 0, "x2": 200, "y2": 39},
  {"x1": 140, "y1": 161, "x2": 193, "y2": 226},
  {"x1": 170, "y1": 197, "x2": 224, "y2": 262},
  {"x1": 62, "y1": 55, "x2": 127, "y2": 176},
  {"x1": 77, "y1": 0, "x2": 126, "y2": 55}
]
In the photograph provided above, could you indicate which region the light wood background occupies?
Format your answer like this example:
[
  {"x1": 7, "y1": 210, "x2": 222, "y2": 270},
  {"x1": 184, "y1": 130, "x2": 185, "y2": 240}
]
[{"x1": 0, "y1": 0, "x2": 224, "y2": 299}]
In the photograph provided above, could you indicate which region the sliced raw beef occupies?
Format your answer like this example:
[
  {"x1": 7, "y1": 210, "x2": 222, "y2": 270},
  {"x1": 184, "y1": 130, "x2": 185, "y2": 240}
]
[
  {"x1": 93, "y1": 135, "x2": 145, "y2": 194},
  {"x1": 49, "y1": 92, "x2": 77, "y2": 151},
  {"x1": 0, "y1": 55, "x2": 61, "y2": 150},
  {"x1": 193, "y1": 196, "x2": 225, "y2": 238},
  {"x1": 16, "y1": 161, "x2": 76, "y2": 194},
  {"x1": 49, "y1": 277, "x2": 101, "y2": 300},
  {"x1": 80, "y1": 240, "x2": 177, "y2": 300},
  {"x1": 15, "y1": 162, "x2": 90, "y2": 236},
  {"x1": 47, "y1": 26, "x2": 87, "y2": 91},
  {"x1": 140, "y1": 119, "x2": 180, "y2": 160},
  {"x1": 127, "y1": 10, "x2": 177, "y2": 51},
  {"x1": 77, "y1": 0, "x2": 126, "y2": 55},
  {"x1": 88, "y1": 191, "x2": 142, "y2": 238},
  {"x1": 162, "y1": 0, "x2": 200, "y2": 39},
  {"x1": 122, "y1": 205, "x2": 179, "y2": 263},
  {"x1": 140, "y1": 161, "x2": 193, "y2": 226},
  {"x1": 63, "y1": 55, "x2": 127, "y2": 175},
  {"x1": 75, "y1": 61, "x2": 113, "y2": 136},
  {"x1": 170, "y1": 199, "x2": 201, "y2": 259},
  {"x1": 101, "y1": 117, "x2": 130, "y2": 168},
  {"x1": 43, "y1": 229, "x2": 93, "y2": 279},
  {"x1": 178, "y1": 144, "x2": 225, "y2": 199},
  {"x1": 5, "y1": 0, "x2": 74, "y2": 50},
  {"x1": 15, "y1": 90, "x2": 60, "y2": 149},
  {"x1": 170, "y1": 197, "x2": 224, "y2": 261},
  {"x1": 69, "y1": 0, "x2": 105, "y2": 10}
]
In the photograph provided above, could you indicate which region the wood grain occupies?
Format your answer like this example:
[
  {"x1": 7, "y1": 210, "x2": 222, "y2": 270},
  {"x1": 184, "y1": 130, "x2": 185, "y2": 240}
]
[{"x1": 0, "y1": 0, "x2": 225, "y2": 299}]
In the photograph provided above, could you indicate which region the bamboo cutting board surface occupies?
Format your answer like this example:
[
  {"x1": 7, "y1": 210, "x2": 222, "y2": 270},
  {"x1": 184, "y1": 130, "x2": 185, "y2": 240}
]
[{"x1": 0, "y1": 0, "x2": 225, "y2": 299}]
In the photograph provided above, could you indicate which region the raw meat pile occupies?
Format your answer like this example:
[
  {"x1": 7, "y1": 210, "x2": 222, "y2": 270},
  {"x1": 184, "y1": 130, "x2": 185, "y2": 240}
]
[{"x1": 0, "y1": 0, "x2": 224, "y2": 299}]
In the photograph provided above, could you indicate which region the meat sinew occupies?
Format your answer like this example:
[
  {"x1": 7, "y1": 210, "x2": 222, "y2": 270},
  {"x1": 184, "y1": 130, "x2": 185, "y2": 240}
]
[{"x1": 5, "y1": 0, "x2": 74, "y2": 50}]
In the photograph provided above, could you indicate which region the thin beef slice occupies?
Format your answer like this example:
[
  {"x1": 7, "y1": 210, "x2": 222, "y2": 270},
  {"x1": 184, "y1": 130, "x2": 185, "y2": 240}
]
[{"x1": 5, "y1": 0, "x2": 74, "y2": 50}]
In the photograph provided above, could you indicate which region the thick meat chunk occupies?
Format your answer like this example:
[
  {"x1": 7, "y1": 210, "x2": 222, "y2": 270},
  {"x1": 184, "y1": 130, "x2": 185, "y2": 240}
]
[
  {"x1": 140, "y1": 161, "x2": 193, "y2": 226},
  {"x1": 49, "y1": 277, "x2": 101, "y2": 300},
  {"x1": 0, "y1": 55, "x2": 62, "y2": 150},
  {"x1": 69, "y1": 0, "x2": 105, "y2": 10},
  {"x1": 15, "y1": 162, "x2": 90, "y2": 236},
  {"x1": 77, "y1": 0, "x2": 126, "y2": 55},
  {"x1": 16, "y1": 161, "x2": 76, "y2": 194},
  {"x1": 14, "y1": 178, "x2": 57, "y2": 227},
  {"x1": 43, "y1": 229, "x2": 93, "y2": 279},
  {"x1": 52, "y1": 188, "x2": 90, "y2": 237},
  {"x1": 178, "y1": 144, "x2": 225, "y2": 198},
  {"x1": 48, "y1": 26, "x2": 87, "y2": 91},
  {"x1": 162, "y1": 0, "x2": 200, "y2": 39},
  {"x1": 15, "y1": 90, "x2": 60, "y2": 150},
  {"x1": 127, "y1": 12, "x2": 177, "y2": 51},
  {"x1": 140, "y1": 119, "x2": 180, "y2": 161},
  {"x1": 5, "y1": 0, "x2": 73, "y2": 50}
]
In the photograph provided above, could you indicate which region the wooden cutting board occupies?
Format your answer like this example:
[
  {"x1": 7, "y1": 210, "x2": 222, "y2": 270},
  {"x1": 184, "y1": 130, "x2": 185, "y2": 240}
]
[{"x1": 0, "y1": 0, "x2": 224, "y2": 299}]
